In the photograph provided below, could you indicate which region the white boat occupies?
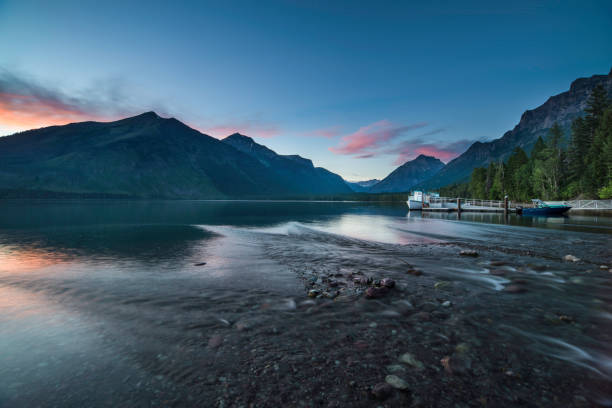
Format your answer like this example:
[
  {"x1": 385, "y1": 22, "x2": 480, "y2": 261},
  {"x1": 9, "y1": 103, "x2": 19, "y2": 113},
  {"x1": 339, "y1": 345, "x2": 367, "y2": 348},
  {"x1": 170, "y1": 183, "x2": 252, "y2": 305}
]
[{"x1": 407, "y1": 191, "x2": 424, "y2": 210}]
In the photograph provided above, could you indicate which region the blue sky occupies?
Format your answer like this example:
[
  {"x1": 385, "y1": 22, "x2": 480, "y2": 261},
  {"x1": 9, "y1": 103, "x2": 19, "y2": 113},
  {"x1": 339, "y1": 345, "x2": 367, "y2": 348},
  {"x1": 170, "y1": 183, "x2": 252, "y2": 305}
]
[{"x1": 0, "y1": 0, "x2": 610, "y2": 180}]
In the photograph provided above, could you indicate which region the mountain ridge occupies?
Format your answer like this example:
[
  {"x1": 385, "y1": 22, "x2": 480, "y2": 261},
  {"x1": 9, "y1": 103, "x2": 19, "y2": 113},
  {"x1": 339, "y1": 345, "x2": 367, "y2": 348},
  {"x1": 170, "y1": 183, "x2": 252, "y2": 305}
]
[
  {"x1": 418, "y1": 70, "x2": 612, "y2": 189},
  {"x1": 0, "y1": 113, "x2": 350, "y2": 198},
  {"x1": 368, "y1": 154, "x2": 444, "y2": 193}
]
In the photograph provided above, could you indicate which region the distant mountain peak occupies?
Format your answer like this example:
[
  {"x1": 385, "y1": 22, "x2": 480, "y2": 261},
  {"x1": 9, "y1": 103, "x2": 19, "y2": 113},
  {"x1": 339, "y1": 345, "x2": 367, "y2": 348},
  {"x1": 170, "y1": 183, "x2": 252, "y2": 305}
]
[
  {"x1": 369, "y1": 154, "x2": 445, "y2": 193},
  {"x1": 413, "y1": 154, "x2": 439, "y2": 161},
  {"x1": 224, "y1": 133, "x2": 253, "y2": 142},
  {"x1": 136, "y1": 111, "x2": 161, "y2": 119}
]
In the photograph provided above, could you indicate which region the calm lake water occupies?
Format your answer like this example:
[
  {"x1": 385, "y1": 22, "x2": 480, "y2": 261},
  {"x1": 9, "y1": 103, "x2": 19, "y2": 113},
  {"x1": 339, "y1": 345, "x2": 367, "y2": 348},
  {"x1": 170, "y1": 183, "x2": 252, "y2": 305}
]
[{"x1": 0, "y1": 200, "x2": 611, "y2": 407}]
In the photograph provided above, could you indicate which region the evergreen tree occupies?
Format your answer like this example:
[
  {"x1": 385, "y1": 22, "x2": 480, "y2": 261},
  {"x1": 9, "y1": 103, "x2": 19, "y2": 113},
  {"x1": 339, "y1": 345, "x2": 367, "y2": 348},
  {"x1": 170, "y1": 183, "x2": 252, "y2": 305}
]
[{"x1": 469, "y1": 167, "x2": 486, "y2": 199}]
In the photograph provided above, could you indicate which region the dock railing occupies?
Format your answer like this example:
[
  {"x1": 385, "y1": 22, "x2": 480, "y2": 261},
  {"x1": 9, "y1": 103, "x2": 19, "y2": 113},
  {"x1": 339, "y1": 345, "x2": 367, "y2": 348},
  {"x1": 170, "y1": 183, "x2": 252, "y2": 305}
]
[
  {"x1": 544, "y1": 199, "x2": 612, "y2": 210},
  {"x1": 428, "y1": 196, "x2": 513, "y2": 209}
]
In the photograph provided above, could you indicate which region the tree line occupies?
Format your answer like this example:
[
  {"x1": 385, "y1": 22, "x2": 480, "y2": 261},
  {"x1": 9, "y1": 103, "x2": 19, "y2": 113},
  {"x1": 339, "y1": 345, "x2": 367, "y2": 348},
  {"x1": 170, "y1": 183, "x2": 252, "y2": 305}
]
[{"x1": 440, "y1": 85, "x2": 612, "y2": 201}]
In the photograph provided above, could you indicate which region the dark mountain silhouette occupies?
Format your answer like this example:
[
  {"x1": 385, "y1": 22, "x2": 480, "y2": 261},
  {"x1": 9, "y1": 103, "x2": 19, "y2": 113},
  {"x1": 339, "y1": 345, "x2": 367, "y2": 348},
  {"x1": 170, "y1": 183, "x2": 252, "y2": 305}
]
[
  {"x1": 0, "y1": 112, "x2": 349, "y2": 198},
  {"x1": 222, "y1": 133, "x2": 352, "y2": 195},
  {"x1": 368, "y1": 155, "x2": 444, "y2": 193}
]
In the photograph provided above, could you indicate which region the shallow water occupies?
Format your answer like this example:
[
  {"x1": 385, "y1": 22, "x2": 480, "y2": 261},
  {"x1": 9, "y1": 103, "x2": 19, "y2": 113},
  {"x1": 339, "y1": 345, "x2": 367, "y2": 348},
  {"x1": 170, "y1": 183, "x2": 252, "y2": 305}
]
[{"x1": 0, "y1": 200, "x2": 611, "y2": 407}]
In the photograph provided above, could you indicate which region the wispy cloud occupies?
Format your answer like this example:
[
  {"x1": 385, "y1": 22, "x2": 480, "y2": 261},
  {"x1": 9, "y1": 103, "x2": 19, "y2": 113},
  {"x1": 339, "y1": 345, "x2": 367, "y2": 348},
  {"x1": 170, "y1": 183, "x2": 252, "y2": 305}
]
[
  {"x1": 329, "y1": 120, "x2": 427, "y2": 155},
  {"x1": 0, "y1": 68, "x2": 280, "y2": 139},
  {"x1": 390, "y1": 137, "x2": 475, "y2": 165},
  {"x1": 0, "y1": 68, "x2": 151, "y2": 132},
  {"x1": 328, "y1": 119, "x2": 477, "y2": 165}
]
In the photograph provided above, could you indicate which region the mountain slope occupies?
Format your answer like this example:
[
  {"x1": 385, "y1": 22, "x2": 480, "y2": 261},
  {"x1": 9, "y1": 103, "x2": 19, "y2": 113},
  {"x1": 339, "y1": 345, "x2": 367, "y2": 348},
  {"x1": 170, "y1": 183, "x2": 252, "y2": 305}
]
[
  {"x1": 345, "y1": 179, "x2": 380, "y2": 192},
  {"x1": 0, "y1": 113, "x2": 346, "y2": 198},
  {"x1": 369, "y1": 155, "x2": 444, "y2": 193},
  {"x1": 222, "y1": 133, "x2": 352, "y2": 195},
  {"x1": 419, "y1": 70, "x2": 612, "y2": 189}
]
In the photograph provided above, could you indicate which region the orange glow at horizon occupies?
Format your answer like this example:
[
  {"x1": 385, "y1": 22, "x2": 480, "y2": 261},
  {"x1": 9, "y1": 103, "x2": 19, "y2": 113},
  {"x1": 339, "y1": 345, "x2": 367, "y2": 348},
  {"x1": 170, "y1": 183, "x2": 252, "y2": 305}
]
[{"x1": 0, "y1": 93, "x2": 111, "y2": 132}]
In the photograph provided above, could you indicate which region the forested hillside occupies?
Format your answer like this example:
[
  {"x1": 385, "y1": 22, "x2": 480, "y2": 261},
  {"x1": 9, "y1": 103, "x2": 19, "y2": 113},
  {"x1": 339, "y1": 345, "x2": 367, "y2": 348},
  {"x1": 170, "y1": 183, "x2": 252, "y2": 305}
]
[{"x1": 440, "y1": 86, "x2": 612, "y2": 200}]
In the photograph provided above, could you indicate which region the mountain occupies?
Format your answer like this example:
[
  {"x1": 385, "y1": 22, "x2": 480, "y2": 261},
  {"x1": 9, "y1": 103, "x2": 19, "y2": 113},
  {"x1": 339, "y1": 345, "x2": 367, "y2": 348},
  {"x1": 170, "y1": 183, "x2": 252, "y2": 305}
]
[
  {"x1": 0, "y1": 112, "x2": 349, "y2": 198},
  {"x1": 419, "y1": 70, "x2": 612, "y2": 189},
  {"x1": 368, "y1": 155, "x2": 444, "y2": 193},
  {"x1": 222, "y1": 133, "x2": 352, "y2": 194},
  {"x1": 345, "y1": 179, "x2": 380, "y2": 192}
]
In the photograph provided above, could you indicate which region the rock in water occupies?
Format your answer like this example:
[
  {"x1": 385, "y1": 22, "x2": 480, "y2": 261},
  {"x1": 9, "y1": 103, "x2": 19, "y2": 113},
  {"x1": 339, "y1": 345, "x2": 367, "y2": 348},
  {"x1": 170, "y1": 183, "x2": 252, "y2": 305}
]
[
  {"x1": 504, "y1": 284, "x2": 527, "y2": 293},
  {"x1": 208, "y1": 334, "x2": 223, "y2": 348},
  {"x1": 307, "y1": 289, "x2": 320, "y2": 298},
  {"x1": 365, "y1": 286, "x2": 389, "y2": 299},
  {"x1": 399, "y1": 353, "x2": 424, "y2": 369},
  {"x1": 380, "y1": 278, "x2": 396, "y2": 288},
  {"x1": 460, "y1": 250, "x2": 478, "y2": 257},
  {"x1": 371, "y1": 382, "x2": 393, "y2": 400},
  {"x1": 385, "y1": 375, "x2": 409, "y2": 390},
  {"x1": 563, "y1": 254, "x2": 580, "y2": 262}
]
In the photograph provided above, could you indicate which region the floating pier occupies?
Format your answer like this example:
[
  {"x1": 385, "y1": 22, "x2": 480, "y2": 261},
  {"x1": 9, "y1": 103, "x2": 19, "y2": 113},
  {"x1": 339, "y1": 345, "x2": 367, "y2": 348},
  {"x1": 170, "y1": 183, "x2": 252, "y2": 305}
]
[
  {"x1": 420, "y1": 197, "x2": 514, "y2": 213},
  {"x1": 419, "y1": 198, "x2": 612, "y2": 214}
]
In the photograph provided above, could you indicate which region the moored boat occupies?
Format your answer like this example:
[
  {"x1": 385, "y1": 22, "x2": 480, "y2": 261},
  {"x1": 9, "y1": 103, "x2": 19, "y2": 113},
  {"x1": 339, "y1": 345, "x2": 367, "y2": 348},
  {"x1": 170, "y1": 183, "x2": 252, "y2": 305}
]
[
  {"x1": 407, "y1": 191, "x2": 424, "y2": 210},
  {"x1": 517, "y1": 199, "x2": 571, "y2": 216}
]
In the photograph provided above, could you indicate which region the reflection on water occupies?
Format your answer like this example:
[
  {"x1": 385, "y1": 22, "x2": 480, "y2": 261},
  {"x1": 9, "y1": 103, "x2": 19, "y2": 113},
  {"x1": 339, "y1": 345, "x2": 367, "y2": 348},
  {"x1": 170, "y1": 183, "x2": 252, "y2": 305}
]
[{"x1": 0, "y1": 200, "x2": 611, "y2": 406}]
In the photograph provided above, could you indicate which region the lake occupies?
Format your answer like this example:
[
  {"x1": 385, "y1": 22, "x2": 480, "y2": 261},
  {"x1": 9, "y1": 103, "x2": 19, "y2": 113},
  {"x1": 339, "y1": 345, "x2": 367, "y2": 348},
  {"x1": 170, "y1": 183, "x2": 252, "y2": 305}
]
[{"x1": 0, "y1": 200, "x2": 611, "y2": 407}]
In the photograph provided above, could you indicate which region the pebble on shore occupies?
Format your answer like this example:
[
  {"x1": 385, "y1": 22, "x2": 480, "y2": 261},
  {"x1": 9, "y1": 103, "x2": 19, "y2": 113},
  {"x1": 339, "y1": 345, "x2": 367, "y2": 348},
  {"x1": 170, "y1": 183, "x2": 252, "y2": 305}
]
[
  {"x1": 371, "y1": 382, "x2": 393, "y2": 400},
  {"x1": 563, "y1": 254, "x2": 580, "y2": 262},
  {"x1": 399, "y1": 353, "x2": 424, "y2": 369},
  {"x1": 365, "y1": 286, "x2": 389, "y2": 299},
  {"x1": 385, "y1": 375, "x2": 409, "y2": 390}
]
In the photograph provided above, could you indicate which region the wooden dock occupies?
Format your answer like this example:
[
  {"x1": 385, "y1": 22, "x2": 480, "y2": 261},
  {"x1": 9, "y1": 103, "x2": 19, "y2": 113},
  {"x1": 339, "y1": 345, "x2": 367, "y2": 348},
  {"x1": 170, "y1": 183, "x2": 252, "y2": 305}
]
[{"x1": 419, "y1": 197, "x2": 514, "y2": 213}]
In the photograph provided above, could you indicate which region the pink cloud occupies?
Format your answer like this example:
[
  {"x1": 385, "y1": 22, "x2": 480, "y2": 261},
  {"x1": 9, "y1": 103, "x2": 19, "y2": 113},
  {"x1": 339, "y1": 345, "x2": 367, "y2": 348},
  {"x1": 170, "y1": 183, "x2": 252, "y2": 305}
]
[
  {"x1": 329, "y1": 120, "x2": 427, "y2": 155},
  {"x1": 391, "y1": 138, "x2": 474, "y2": 165}
]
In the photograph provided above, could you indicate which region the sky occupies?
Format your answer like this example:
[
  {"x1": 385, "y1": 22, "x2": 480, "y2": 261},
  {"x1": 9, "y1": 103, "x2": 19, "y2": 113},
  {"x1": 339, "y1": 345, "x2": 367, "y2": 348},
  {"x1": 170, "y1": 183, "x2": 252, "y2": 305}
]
[{"x1": 0, "y1": 0, "x2": 611, "y2": 181}]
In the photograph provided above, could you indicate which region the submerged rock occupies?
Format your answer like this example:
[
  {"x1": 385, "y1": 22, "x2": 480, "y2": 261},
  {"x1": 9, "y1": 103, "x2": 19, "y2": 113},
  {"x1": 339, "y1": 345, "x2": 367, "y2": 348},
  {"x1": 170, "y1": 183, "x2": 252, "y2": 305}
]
[
  {"x1": 208, "y1": 334, "x2": 223, "y2": 348},
  {"x1": 380, "y1": 278, "x2": 396, "y2": 288},
  {"x1": 399, "y1": 353, "x2": 424, "y2": 369},
  {"x1": 504, "y1": 284, "x2": 527, "y2": 293},
  {"x1": 308, "y1": 289, "x2": 320, "y2": 298},
  {"x1": 365, "y1": 286, "x2": 389, "y2": 299},
  {"x1": 371, "y1": 382, "x2": 393, "y2": 400},
  {"x1": 386, "y1": 364, "x2": 407, "y2": 373},
  {"x1": 434, "y1": 281, "x2": 450, "y2": 290},
  {"x1": 460, "y1": 250, "x2": 478, "y2": 257},
  {"x1": 563, "y1": 254, "x2": 580, "y2": 262},
  {"x1": 385, "y1": 375, "x2": 409, "y2": 390}
]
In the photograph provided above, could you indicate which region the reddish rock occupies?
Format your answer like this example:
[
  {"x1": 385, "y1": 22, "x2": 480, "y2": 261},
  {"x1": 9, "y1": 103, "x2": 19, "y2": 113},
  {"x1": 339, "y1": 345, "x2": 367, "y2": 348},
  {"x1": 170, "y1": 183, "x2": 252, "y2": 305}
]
[
  {"x1": 365, "y1": 286, "x2": 389, "y2": 299},
  {"x1": 208, "y1": 334, "x2": 223, "y2": 348},
  {"x1": 505, "y1": 284, "x2": 527, "y2": 293}
]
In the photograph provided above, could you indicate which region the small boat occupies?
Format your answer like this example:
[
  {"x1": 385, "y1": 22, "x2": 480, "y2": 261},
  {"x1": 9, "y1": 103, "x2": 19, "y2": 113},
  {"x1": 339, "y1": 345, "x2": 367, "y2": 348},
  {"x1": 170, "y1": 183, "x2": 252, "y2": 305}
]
[
  {"x1": 517, "y1": 199, "x2": 571, "y2": 216},
  {"x1": 407, "y1": 191, "x2": 424, "y2": 210}
]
